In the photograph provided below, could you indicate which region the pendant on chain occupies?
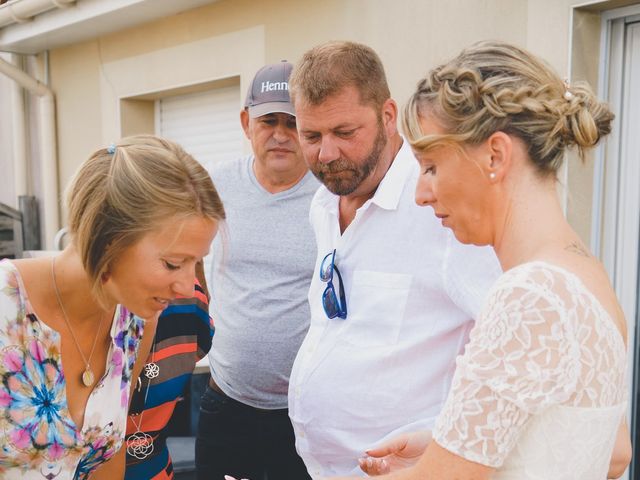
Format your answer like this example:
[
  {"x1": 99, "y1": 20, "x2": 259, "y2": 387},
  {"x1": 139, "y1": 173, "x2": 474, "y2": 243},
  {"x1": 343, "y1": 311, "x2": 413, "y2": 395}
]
[
  {"x1": 127, "y1": 431, "x2": 154, "y2": 459},
  {"x1": 82, "y1": 367, "x2": 95, "y2": 387},
  {"x1": 144, "y1": 362, "x2": 160, "y2": 379}
]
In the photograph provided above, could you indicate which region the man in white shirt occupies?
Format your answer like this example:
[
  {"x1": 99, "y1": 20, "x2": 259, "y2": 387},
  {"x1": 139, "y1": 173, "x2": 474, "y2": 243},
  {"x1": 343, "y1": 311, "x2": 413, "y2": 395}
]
[{"x1": 287, "y1": 41, "x2": 502, "y2": 478}]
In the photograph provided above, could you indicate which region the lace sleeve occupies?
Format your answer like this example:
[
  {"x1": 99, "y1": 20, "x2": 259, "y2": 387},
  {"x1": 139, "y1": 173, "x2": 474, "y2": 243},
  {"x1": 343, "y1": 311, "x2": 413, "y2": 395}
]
[{"x1": 433, "y1": 271, "x2": 581, "y2": 467}]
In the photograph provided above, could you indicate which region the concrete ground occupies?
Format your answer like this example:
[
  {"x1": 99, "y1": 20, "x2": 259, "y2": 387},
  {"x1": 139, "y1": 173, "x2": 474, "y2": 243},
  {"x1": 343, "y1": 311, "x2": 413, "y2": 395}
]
[{"x1": 168, "y1": 436, "x2": 197, "y2": 480}]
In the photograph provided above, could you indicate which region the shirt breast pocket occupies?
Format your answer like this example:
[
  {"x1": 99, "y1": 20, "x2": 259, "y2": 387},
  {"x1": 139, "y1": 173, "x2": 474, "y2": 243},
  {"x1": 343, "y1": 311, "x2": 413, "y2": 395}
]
[{"x1": 341, "y1": 270, "x2": 412, "y2": 348}]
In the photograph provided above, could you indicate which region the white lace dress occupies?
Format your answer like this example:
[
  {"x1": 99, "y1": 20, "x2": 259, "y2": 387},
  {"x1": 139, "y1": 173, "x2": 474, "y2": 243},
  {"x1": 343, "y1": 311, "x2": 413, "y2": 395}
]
[{"x1": 433, "y1": 261, "x2": 627, "y2": 479}]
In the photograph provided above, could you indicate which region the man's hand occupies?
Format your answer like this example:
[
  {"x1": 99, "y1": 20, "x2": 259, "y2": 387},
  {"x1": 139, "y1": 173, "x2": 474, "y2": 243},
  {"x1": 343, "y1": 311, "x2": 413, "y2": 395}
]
[{"x1": 358, "y1": 431, "x2": 433, "y2": 476}]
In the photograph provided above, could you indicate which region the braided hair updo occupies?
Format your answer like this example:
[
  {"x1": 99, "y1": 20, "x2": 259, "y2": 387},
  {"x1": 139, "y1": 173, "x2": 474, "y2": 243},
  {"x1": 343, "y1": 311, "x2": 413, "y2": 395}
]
[{"x1": 403, "y1": 41, "x2": 614, "y2": 175}]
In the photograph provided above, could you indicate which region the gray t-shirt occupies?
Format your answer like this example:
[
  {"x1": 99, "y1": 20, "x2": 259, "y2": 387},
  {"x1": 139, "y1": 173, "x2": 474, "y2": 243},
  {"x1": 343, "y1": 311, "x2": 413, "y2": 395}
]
[{"x1": 207, "y1": 155, "x2": 319, "y2": 409}]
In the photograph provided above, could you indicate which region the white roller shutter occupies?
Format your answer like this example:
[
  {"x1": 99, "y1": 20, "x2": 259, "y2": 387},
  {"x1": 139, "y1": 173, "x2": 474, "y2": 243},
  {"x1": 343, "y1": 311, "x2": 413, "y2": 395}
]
[
  {"x1": 156, "y1": 85, "x2": 243, "y2": 173},
  {"x1": 156, "y1": 86, "x2": 243, "y2": 313}
]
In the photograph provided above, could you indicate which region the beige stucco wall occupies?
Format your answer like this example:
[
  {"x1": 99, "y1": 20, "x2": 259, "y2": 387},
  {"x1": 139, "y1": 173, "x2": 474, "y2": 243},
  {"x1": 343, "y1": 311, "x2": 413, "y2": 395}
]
[
  {"x1": 47, "y1": 0, "x2": 527, "y2": 188},
  {"x1": 46, "y1": 0, "x2": 632, "y2": 238}
]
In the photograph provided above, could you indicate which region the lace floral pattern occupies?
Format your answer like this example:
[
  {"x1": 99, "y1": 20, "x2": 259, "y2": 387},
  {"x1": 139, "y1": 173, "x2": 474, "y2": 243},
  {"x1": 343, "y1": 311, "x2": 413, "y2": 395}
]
[
  {"x1": 434, "y1": 261, "x2": 627, "y2": 472},
  {"x1": 0, "y1": 260, "x2": 145, "y2": 479}
]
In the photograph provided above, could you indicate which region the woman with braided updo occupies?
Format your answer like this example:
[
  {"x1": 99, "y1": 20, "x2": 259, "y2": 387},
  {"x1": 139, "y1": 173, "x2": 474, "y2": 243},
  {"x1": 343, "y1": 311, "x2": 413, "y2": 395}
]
[{"x1": 334, "y1": 41, "x2": 632, "y2": 480}]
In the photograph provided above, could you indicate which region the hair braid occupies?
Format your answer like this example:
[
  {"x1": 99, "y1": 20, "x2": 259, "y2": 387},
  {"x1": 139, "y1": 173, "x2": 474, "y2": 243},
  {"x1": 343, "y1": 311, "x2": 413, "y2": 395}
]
[{"x1": 404, "y1": 41, "x2": 614, "y2": 175}]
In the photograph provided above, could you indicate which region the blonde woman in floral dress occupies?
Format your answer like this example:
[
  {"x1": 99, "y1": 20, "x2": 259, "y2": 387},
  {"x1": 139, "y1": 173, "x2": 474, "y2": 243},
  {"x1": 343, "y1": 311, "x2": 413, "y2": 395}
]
[{"x1": 0, "y1": 135, "x2": 224, "y2": 479}]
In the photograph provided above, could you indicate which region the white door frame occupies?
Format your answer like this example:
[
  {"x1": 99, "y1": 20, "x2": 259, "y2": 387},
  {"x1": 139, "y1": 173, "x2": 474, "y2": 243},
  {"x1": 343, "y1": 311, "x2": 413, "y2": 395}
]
[{"x1": 591, "y1": 5, "x2": 640, "y2": 479}]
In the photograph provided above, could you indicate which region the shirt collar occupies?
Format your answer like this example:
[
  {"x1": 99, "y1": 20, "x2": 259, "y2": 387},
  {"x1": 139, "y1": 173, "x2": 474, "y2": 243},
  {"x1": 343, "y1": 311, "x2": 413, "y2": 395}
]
[{"x1": 369, "y1": 137, "x2": 413, "y2": 211}]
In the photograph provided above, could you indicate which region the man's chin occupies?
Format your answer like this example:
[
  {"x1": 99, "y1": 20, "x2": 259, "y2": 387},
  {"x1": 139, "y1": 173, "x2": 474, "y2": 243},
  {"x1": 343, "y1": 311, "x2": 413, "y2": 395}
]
[
  {"x1": 314, "y1": 172, "x2": 360, "y2": 196},
  {"x1": 265, "y1": 155, "x2": 299, "y2": 168},
  {"x1": 324, "y1": 182, "x2": 359, "y2": 196}
]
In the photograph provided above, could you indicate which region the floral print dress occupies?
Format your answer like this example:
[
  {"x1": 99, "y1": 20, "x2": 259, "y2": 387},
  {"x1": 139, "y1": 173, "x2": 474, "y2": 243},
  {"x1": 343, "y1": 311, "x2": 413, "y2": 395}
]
[{"x1": 0, "y1": 259, "x2": 145, "y2": 479}]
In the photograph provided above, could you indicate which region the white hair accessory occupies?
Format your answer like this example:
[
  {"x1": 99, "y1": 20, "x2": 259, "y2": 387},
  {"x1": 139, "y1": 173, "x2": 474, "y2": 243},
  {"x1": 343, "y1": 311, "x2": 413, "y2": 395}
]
[{"x1": 563, "y1": 78, "x2": 574, "y2": 101}]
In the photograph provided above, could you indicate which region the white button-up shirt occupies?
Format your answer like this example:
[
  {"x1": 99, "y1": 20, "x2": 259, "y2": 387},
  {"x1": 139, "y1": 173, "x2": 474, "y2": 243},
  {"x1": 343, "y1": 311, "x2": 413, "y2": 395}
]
[{"x1": 288, "y1": 139, "x2": 502, "y2": 478}]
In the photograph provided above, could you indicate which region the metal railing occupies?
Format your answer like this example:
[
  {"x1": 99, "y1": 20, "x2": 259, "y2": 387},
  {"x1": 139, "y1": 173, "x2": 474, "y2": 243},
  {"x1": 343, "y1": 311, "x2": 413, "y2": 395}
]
[
  {"x1": 0, "y1": 196, "x2": 41, "y2": 259},
  {"x1": 0, "y1": 202, "x2": 23, "y2": 259}
]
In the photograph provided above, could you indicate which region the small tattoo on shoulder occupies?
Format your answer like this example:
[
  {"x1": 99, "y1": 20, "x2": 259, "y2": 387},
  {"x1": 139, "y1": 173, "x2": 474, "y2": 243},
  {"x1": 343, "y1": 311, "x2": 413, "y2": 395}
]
[{"x1": 565, "y1": 241, "x2": 591, "y2": 258}]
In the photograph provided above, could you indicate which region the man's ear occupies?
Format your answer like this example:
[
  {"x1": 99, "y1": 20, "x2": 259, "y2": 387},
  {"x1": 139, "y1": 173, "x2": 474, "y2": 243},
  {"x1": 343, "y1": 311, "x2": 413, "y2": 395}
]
[
  {"x1": 240, "y1": 109, "x2": 251, "y2": 139},
  {"x1": 380, "y1": 98, "x2": 399, "y2": 136},
  {"x1": 485, "y1": 131, "x2": 513, "y2": 182}
]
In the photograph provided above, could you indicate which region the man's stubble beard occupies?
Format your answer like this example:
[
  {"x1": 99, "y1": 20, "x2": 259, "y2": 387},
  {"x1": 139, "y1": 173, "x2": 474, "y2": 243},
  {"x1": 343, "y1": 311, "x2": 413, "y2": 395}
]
[{"x1": 312, "y1": 120, "x2": 387, "y2": 196}]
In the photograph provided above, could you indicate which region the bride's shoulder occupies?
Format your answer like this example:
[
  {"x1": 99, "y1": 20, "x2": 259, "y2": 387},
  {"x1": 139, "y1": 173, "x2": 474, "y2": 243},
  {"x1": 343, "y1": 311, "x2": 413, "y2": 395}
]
[
  {"x1": 477, "y1": 261, "x2": 587, "y2": 336},
  {"x1": 493, "y1": 258, "x2": 601, "y2": 300},
  {"x1": 487, "y1": 260, "x2": 573, "y2": 301},
  {"x1": 499, "y1": 256, "x2": 625, "y2": 339},
  {"x1": 480, "y1": 258, "x2": 626, "y2": 348}
]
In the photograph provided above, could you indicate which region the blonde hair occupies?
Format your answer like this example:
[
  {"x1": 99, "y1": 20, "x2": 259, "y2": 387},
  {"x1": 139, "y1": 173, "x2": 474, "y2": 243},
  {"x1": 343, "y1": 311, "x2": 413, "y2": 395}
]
[
  {"x1": 66, "y1": 134, "x2": 225, "y2": 303},
  {"x1": 289, "y1": 41, "x2": 390, "y2": 110},
  {"x1": 403, "y1": 41, "x2": 614, "y2": 175}
]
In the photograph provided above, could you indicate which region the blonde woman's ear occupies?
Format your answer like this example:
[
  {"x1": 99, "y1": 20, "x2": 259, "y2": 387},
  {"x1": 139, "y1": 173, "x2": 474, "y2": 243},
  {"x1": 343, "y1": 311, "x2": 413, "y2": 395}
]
[{"x1": 485, "y1": 131, "x2": 514, "y2": 181}]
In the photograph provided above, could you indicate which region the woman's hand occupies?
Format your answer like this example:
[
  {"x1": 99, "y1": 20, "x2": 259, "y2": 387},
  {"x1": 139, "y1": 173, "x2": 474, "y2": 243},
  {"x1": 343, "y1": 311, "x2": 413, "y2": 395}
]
[{"x1": 359, "y1": 431, "x2": 433, "y2": 476}]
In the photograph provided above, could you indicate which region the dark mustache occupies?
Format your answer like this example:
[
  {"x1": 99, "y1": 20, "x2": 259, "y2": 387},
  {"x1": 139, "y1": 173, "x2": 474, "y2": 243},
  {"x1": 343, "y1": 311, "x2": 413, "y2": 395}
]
[{"x1": 315, "y1": 159, "x2": 354, "y2": 174}]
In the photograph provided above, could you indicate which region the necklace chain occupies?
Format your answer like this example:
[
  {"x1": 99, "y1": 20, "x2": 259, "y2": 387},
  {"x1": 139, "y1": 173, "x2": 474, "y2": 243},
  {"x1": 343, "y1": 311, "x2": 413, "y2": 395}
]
[
  {"x1": 130, "y1": 332, "x2": 157, "y2": 430},
  {"x1": 127, "y1": 330, "x2": 157, "y2": 459},
  {"x1": 51, "y1": 256, "x2": 105, "y2": 387}
]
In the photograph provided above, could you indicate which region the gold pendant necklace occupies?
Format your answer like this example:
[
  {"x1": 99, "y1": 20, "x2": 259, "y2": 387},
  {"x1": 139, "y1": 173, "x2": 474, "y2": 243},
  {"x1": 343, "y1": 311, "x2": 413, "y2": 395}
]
[{"x1": 51, "y1": 256, "x2": 105, "y2": 388}]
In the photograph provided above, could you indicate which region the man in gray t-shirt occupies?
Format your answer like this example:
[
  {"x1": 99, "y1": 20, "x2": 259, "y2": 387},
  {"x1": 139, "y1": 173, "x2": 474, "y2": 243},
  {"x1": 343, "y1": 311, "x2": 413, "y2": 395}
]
[{"x1": 195, "y1": 61, "x2": 317, "y2": 480}]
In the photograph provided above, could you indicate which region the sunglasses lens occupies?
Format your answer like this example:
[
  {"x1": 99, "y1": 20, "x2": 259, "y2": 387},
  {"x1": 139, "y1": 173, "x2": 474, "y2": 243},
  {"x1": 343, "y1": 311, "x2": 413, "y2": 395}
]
[
  {"x1": 322, "y1": 286, "x2": 340, "y2": 319},
  {"x1": 319, "y1": 251, "x2": 334, "y2": 281},
  {"x1": 319, "y1": 250, "x2": 346, "y2": 319}
]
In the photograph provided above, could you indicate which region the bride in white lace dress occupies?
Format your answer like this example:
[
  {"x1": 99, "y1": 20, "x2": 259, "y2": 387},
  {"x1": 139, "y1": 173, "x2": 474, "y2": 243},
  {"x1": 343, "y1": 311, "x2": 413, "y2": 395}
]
[{"x1": 337, "y1": 41, "x2": 632, "y2": 480}]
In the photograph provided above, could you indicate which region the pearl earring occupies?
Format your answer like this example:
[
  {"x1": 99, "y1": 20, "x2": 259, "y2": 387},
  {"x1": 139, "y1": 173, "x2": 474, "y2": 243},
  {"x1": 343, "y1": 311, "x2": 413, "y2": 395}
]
[{"x1": 489, "y1": 172, "x2": 496, "y2": 180}]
